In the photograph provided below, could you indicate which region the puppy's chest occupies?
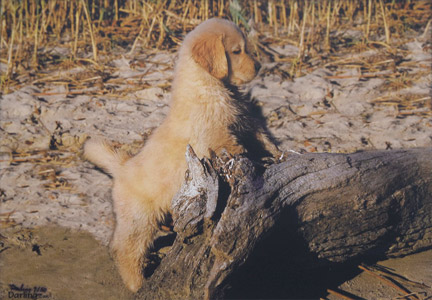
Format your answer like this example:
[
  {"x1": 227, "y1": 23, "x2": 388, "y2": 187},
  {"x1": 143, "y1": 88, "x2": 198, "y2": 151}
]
[
  {"x1": 188, "y1": 100, "x2": 242, "y2": 152},
  {"x1": 192, "y1": 100, "x2": 240, "y2": 132}
]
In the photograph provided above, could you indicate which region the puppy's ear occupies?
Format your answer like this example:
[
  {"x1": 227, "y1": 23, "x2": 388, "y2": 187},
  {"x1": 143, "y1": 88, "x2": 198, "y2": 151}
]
[{"x1": 191, "y1": 34, "x2": 228, "y2": 80}]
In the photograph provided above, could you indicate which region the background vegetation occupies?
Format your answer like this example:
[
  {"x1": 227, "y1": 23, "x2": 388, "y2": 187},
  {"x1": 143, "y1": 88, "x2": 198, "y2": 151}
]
[{"x1": 1, "y1": 0, "x2": 431, "y2": 93}]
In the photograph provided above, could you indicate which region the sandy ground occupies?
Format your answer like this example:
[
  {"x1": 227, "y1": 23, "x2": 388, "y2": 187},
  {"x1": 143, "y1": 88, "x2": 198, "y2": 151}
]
[
  {"x1": 1, "y1": 24, "x2": 431, "y2": 299},
  {"x1": 327, "y1": 251, "x2": 432, "y2": 299},
  {"x1": 0, "y1": 227, "x2": 134, "y2": 300}
]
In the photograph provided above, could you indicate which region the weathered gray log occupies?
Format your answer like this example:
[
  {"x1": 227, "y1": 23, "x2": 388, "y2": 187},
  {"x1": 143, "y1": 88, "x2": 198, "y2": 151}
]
[{"x1": 136, "y1": 147, "x2": 432, "y2": 300}]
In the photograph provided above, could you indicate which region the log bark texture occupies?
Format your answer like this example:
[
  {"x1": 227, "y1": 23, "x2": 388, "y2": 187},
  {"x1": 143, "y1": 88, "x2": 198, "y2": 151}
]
[{"x1": 136, "y1": 147, "x2": 432, "y2": 300}]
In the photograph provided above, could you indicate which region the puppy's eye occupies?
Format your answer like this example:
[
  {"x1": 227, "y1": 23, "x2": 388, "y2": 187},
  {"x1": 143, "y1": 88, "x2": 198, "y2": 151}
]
[{"x1": 232, "y1": 49, "x2": 241, "y2": 55}]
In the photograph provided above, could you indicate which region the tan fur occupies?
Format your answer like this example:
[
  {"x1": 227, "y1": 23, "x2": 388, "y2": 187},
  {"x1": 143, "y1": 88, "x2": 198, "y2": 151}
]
[{"x1": 84, "y1": 18, "x2": 280, "y2": 292}]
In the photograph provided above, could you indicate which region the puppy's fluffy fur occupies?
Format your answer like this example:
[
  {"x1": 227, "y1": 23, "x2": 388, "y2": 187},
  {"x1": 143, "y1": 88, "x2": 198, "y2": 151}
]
[{"x1": 84, "y1": 18, "x2": 280, "y2": 292}]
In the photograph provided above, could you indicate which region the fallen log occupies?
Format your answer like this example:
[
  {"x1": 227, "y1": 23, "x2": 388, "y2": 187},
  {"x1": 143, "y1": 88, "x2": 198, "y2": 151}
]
[{"x1": 136, "y1": 147, "x2": 432, "y2": 300}]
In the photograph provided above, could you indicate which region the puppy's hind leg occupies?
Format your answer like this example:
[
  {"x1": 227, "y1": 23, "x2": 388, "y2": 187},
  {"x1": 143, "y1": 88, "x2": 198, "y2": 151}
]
[{"x1": 110, "y1": 202, "x2": 158, "y2": 293}]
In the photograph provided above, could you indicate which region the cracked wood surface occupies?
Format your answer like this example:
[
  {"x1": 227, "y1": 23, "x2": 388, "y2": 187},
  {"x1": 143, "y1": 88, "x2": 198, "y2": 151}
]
[{"x1": 137, "y1": 147, "x2": 432, "y2": 300}]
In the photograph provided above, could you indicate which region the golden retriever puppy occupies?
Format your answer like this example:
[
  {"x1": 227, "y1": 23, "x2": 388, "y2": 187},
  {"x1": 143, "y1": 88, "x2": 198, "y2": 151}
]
[{"x1": 84, "y1": 18, "x2": 280, "y2": 292}]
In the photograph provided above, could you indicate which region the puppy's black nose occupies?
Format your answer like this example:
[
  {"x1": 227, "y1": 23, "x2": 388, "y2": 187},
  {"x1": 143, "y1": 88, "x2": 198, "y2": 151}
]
[{"x1": 254, "y1": 61, "x2": 261, "y2": 72}]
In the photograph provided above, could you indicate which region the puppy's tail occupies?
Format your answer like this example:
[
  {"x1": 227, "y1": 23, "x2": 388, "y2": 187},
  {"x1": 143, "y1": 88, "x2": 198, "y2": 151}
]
[{"x1": 83, "y1": 138, "x2": 128, "y2": 177}]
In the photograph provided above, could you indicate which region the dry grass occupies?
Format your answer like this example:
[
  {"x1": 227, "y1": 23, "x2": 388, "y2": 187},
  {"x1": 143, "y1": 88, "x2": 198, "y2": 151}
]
[{"x1": 1, "y1": 0, "x2": 431, "y2": 92}]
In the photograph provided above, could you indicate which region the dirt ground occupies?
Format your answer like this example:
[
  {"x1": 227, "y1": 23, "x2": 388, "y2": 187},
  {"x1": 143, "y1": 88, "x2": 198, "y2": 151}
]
[
  {"x1": 0, "y1": 226, "x2": 430, "y2": 299},
  {"x1": 327, "y1": 250, "x2": 432, "y2": 300},
  {"x1": 1, "y1": 14, "x2": 431, "y2": 300},
  {"x1": 0, "y1": 227, "x2": 134, "y2": 300}
]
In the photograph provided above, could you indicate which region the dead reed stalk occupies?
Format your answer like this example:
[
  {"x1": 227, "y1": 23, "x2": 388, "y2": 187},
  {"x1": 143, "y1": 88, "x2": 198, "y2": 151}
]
[
  {"x1": 6, "y1": 2, "x2": 17, "y2": 80},
  {"x1": 379, "y1": 0, "x2": 391, "y2": 44},
  {"x1": 80, "y1": 0, "x2": 97, "y2": 61},
  {"x1": 325, "y1": 1, "x2": 332, "y2": 51}
]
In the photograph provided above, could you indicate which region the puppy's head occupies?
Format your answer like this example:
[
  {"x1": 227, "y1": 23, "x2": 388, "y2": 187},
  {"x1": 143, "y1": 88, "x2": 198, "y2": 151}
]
[{"x1": 184, "y1": 18, "x2": 260, "y2": 85}]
